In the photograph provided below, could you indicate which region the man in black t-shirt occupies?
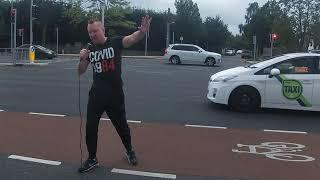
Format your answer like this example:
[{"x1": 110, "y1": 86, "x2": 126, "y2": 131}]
[{"x1": 78, "y1": 16, "x2": 152, "y2": 173}]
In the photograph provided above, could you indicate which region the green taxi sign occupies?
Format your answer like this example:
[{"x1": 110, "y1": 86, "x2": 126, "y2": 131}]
[{"x1": 282, "y1": 79, "x2": 303, "y2": 100}]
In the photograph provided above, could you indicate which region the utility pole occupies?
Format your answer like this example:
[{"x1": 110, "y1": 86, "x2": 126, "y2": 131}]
[
  {"x1": 14, "y1": 9, "x2": 16, "y2": 49},
  {"x1": 30, "y1": 0, "x2": 33, "y2": 46},
  {"x1": 10, "y1": 1, "x2": 13, "y2": 53},
  {"x1": 270, "y1": 34, "x2": 273, "y2": 58},
  {"x1": 253, "y1": 35, "x2": 257, "y2": 61},
  {"x1": 100, "y1": 0, "x2": 108, "y2": 28},
  {"x1": 166, "y1": 8, "x2": 170, "y2": 48},
  {"x1": 56, "y1": 27, "x2": 59, "y2": 55},
  {"x1": 102, "y1": 0, "x2": 105, "y2": 27},
  {"x1": 172, "y1": 31, "x2": 175, "y2": 44}
]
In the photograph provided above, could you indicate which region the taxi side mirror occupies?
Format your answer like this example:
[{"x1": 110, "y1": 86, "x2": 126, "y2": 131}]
[{"x1": 269, "y1": 68, "x2": 280, "y2": 78}]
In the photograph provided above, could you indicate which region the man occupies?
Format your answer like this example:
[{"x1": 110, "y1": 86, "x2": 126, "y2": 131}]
[{"x1": 78, "y1": 15, "x2": 152, "y2": 173}]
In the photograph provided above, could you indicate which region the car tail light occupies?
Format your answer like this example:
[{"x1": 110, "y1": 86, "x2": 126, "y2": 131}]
[{"x1": 164, "y1": 48, "x2": 168, "y2": 54}]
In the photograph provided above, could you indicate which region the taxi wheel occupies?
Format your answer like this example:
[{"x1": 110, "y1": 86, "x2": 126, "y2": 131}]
[
  {"x1": 229, "y1": 86, "x2": 261, "y2": 112},
  {"x1": 170, "y1": 56, "x2": 181, "y2": 65}
]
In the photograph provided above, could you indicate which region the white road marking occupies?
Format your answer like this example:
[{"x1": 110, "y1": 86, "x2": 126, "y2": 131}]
[
  {"x1": 111, "y1": 168, "x2": 176, "y2": 179},
  {"x1": 101, "y1": 118, "x2": 141, "y2": 123},
  {"x1": 134, "y1": 70, "x2": 171, "y2": 75},
  {"x1": 29, "y1": 112, "x2": 66, "y2": 117},
  {"x1": 263, "y1": 129, "x2": 307, "y2": 134},
  {"x1": 8, "y1": 155, "x2": 61, "y2": 166},
  {"x1": 101, "y1": 118, "x2": 110, "y2": 121},
  {"x1": 127, "y1": 120, "x2": 142, "y2": 123},
  {"x1": 185, "y1": 124, "x2": 227, "y2": 129}
]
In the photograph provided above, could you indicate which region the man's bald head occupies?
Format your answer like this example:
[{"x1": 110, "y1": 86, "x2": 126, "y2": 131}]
[
  {"x1": 88, "y1": 19, "x2": 104, "y2": 29},
  {"x1": 87, "y1": 18, "x2": 106, "y2": 45}
]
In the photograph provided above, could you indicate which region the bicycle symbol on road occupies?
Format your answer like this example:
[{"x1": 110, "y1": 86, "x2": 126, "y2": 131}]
[{"x1": 232, "y1": 142, "x2": 315, "y2": 162}]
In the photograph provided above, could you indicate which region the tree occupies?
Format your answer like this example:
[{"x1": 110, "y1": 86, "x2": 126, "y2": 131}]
[
  {"x1": 227, "y1": 35, "x2": 250, "y2": 50},
  {"x1": 245, "y1": 2, "x2": 259, "y2": 24},
  {"x1": 33, "y1": 0, "x2": 66, "y2": 45},
  {"x1": 279, "y1": 0, "x2": 320, "y2": 50},
  {"x1": 241, "y1": 0, "x2": 297, "y2": 54},
  {"x1": 0, "y1": 0, "x2": 11, "y2": 47},
  {"x1": 174, "y1": 0, "x2": 202, "y2": 44},
  {"x1": 204, "y1": 16, "x2": 231, "y2": 51},
  {"x1": 126, "y1": 8, "x2": 167, "y2": 51}
]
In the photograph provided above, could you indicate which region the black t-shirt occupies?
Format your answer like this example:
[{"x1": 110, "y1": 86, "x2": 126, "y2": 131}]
[{"x1": 87, "y1": 36, "x2": 124, "y2": 93}]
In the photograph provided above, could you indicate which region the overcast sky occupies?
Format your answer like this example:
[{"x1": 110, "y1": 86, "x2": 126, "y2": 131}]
[{"x1": 128, "y1": 0, "x2": 268, "y2": 35}]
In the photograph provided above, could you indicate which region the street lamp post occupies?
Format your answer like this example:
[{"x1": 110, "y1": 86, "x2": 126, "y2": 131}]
[
  {"x1": 166, "y1": 22, "x2": 175, "y2": 48},
  {"x1": 56, "y1": 27, "x2": 59, "y2": 55},
  {"x1": 30, "y1": 0, "x2": 33, "y2": 46},
  {"x1": 98, "y1": 0, "x2": 108, "y2": 27}
]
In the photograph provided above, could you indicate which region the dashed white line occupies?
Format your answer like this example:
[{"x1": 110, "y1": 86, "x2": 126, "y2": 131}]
[
  {"x1": 8, "y1": 155, "x2": 61, "y2": 166},
  {"x1": 263, "y1": 129, "x2": 307, "y2": 134},
  {"x1": 127, "y1": 120, "x2": 142, "y2": 123},
  {"x1": 29, "y1": 112, "x2": 66, "y2": 117},
  {"x1": 101, "y1": 118, "x2": 141, "y2": 123},
  {"x1": 135, "y1": 70, "x2": 171, "y2": 75},
  {"x1": 111, "y1": 168, "x2": 176, "y2": 179},
  {"x1": 101, "y1": 118, "x2": 111, "y2": 121},
  {"x1": 185, "y1": 124, "x2": 227, "y2": 129}
]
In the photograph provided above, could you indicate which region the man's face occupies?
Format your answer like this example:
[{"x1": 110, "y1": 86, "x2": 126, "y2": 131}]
[{"x1": 87, "y1": 22, "x2": 105, "y2": 45}]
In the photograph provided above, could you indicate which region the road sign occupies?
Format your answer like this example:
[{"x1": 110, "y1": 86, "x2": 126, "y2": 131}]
[{"x1": 29, "y1": 46, "x2": 35, "y2": 63}]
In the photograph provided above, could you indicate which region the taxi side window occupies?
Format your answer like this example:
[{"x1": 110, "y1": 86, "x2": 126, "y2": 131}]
[
  {"x1": 255, "y1": 67, "x2": 271, "y2": 75},
  {"x1": 255, "y1": 57, "x2": 317, "y2": 75},
  {"x1": 275, "y1": 57, "x2": 315, "y2": 74}
]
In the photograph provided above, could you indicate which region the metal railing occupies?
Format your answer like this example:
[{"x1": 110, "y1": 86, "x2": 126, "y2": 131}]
[{"x1": 0, "y1": 48, "x2": 29, "y2": 64}]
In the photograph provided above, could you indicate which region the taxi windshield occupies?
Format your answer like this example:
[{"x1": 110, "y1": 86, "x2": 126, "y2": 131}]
[{"x1": 248, "y1": 55, "x2": 289, "y2": 68}]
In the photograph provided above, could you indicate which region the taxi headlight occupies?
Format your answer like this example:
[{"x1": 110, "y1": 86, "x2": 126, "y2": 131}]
[{"x1": 210, "y1": 75, "x2": 238, "y2": 82}]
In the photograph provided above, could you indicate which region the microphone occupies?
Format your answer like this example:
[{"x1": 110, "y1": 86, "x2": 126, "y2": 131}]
[{"x1": 86, "y1": 43, "x2": 93, "y2": 50}]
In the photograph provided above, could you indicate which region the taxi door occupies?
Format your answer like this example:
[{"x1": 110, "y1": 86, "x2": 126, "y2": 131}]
[
  {"x1": 313, "y1": 57, "x2": 320, "y2": 108},
  {"x1": 264, "y1": 56, "x2": 316, "y2": 108}
]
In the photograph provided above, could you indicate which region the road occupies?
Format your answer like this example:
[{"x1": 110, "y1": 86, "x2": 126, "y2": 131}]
[{"x1": 0, "y1": 55, "x2": 319, "y2": 180}]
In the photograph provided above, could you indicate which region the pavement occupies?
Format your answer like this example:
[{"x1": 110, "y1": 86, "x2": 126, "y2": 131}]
[{"x1": 0, "y1": 55, "x2": 319, "y2": 179}]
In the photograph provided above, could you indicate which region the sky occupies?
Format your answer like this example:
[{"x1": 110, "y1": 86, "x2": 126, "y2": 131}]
[{"x1": 128, "y1": 0, "x2": 269, "y2": 35}]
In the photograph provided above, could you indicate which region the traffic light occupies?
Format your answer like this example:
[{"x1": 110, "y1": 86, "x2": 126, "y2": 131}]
[
  {"x1": 271, "y1": 33, "x2": 279, "y2": 41},
  {"x1": 11, "y1": 9, "x2": 16, "y2": 23},
  {"x1": 32, "y1": 5, "x2": 39, "y2": 19}
]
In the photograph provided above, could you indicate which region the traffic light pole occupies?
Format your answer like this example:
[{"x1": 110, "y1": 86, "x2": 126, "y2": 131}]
[
  {"x1": 14, "y1": 10, "x2": 16, "y2": 49},
  {"x1": 10, "y1": 2, "x2": 13, "y2": 54},
  {"x1": 102, "y1": 1, "x2": 104, "y2": 27},
  {"x1": 30, "y1": 0, "x2": 33, "y2": 46},
  {"x1": 56, "y1": 27, "x2": 59, "y2": 55},
  {"x1": 271, "y1": 35, "x2": 273, "y2": 58}
]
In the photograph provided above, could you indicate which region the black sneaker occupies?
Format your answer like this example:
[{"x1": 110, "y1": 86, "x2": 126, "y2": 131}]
[
  {"x1": 126, "y1": 150, "x2": 138, "y2": 166},
  {"x1": 78, "y1": 158, "x2": 99, "y2": 173}
]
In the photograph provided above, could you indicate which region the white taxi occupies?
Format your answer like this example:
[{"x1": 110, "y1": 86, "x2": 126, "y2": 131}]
[{"x1": 207, "y1": 53, "x2": 320, "y2": 112}]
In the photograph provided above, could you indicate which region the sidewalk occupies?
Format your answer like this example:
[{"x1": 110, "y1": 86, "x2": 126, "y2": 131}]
[{"x1": 58, "y1": 54, "x2": 163, "y2": 59}]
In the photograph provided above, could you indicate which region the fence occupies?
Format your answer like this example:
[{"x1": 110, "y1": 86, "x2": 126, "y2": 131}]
[{"x1": 0, "y1": 48, "x2": 29, "y2": 64}]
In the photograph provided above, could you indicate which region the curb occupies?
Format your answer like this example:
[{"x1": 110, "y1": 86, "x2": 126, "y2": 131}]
[
  {"x1": 57, "y1": 54, "x2": 163, "y2": 60},
  {"x1": 0, "y1": 63, "x2": 49, "y2": 66}
]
